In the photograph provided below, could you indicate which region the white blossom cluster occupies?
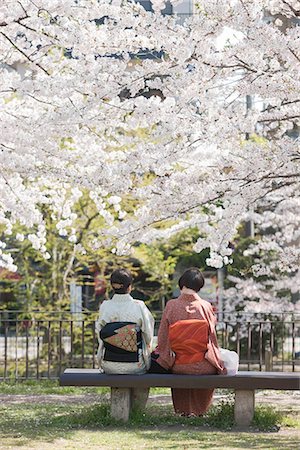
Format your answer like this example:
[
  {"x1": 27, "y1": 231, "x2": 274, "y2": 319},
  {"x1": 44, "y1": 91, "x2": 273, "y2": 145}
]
[
  {"x1": 0, "y1": 1, "x2": 299, "y2": 290},
  {"x1": 224, "y1": 188, "x2": 300, "y2": 314}
]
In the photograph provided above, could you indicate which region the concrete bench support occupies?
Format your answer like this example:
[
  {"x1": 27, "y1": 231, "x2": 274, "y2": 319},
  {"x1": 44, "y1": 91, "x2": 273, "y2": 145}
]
[
  {"x1": 131, "y1": 387, "x2": 149, "y2": 410},
  {"x1": 111, "y1": 386, "x2": 256, "y2": 424},
  {"x1": 234, "y1": 390, "x2": 255, "y2": 426},
  {"x1": 111, "y1": 387, "x2": 149, "y2": 421},
  {"x1": 60, "y1": 369, "x2": 299, "y2": 426},
  {"x1": 111, "y1": 387, "x2": 131, "y2": 421}
]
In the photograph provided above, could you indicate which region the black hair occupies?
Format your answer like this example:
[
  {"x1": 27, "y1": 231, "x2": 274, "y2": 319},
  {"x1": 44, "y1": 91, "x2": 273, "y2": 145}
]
[
  {"x1": 110, "y1": 268, "x2": 133, "y2": 294},
  {"x1": 178, "y1": 267, "x2": 205, "y2": 292}
]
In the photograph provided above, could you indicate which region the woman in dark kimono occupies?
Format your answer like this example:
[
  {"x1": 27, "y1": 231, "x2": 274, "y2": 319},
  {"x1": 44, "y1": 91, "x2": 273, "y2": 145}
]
[{"x1": 155, "y1": 268, "x2": 226, "y2": 416}]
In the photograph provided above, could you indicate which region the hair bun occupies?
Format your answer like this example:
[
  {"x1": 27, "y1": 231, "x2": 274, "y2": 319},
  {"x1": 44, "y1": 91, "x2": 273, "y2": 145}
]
[{"x1": 111, "y1": 283, "x2": 124, "y2": 289}]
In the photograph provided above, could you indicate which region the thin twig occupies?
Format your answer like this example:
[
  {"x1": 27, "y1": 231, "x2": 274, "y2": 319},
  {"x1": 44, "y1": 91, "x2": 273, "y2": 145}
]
[{"x1": 0, "y1": 31, "x2": 50, "y2": 75}]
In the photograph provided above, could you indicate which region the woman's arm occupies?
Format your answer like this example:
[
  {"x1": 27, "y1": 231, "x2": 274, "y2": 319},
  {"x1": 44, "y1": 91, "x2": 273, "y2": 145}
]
[
  {"x1": 201, "y1": 301, "x2": 227, "y2": 374},
  {"x1": 95, "y1": 302, "x2": 107, "y2": 369},
  {"x1": 156, "y1": 302, "x2": 175, "y2": 370},
  {"x1": 138, "y1": 302, "x2": 155, "y2": 370},
  {"x1": 95, "y1": 302, "x2": 107, "y2": 341},
  {"x1": 139, "y1": 302, "x2": 155, "y2": 346}
]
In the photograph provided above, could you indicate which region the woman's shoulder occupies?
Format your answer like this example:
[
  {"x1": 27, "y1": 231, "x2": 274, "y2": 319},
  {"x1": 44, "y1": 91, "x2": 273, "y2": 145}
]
[
  {"x1": 198, "y1": 297, "x2": 216, "y2": 318},
  {"x1": 164, "y1": 298, "x2": 179, "y2": 310},
  {"x1": 132, "y1": 298, "x2": 145, "y2": 305},
  {"x1": 132, "y1": 298, "x2": 150, "y2": 311},
  {"x1": 198, "y1": 297, "x2": 213, "y2": 308},
  {"x1": 167, "y1": 298, "x2": 178, "y2": 304},
  {"x1": 132, "y1": 299, "x2": 154, "y2": 320},
  {"x1": 99, "y1": 299, "x2": 113, "y2": 311},
  {"x1": 99, "y1": 299, "x2": 110, "y2": 307}
]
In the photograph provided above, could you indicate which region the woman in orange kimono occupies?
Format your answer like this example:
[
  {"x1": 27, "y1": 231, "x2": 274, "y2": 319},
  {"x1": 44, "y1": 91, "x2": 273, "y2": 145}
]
[{"x1": 155, "y1": 268, "x2": 226, "y2": 416}]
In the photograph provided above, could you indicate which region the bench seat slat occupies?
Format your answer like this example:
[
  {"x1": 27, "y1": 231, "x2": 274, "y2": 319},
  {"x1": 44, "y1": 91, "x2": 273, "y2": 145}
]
[{"x1": 60, "y1": 369, "x2": 300, "y2": 390}]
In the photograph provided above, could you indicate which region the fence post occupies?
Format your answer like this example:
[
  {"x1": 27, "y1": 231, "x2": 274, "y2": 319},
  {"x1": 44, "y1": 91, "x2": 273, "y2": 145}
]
[{"x1": 265, "y1": 347, "x2": 273, "y2": 372}]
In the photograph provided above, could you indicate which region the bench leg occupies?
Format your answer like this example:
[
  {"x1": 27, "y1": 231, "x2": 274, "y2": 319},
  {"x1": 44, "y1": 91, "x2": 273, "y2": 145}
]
[
  {"x1": 234, "y1": 390, "x2": 255, "y2": 427},
  {"x1": 111, "y1": 387, "x2": 131, "y2": 421},
  {"x1": 131, "y1": 388, "x2": 149, "y2": 411}
]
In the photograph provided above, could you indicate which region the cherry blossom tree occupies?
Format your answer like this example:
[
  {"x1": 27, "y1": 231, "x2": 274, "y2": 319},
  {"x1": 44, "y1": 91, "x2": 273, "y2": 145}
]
[
  {"x1": 0, "y1": 0, "x2": 299, "y2": 312},
  {"x1": 224, "y1": 189, "x2": 300, "y2": 314}
]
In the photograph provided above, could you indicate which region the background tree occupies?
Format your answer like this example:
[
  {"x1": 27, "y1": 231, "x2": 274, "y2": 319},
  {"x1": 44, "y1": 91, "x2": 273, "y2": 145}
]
[{"x1": 0, "y1": 1, "x2": 299, "y2": 313}]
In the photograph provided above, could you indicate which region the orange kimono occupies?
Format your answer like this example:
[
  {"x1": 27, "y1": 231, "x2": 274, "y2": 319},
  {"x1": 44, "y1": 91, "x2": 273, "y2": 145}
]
[{"x1": 156, "y1": 292, "x2": 226, "y2": 416}]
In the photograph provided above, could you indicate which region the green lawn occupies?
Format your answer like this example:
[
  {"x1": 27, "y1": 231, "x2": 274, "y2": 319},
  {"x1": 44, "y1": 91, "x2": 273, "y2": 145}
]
[
  {"x1": 0, "y1": 381, "x2": 298, "y2": 449},
  {"x1": 0, "y1": 379, "x2": 109, "y2": 395},
  {"x1": 1, "y1": 428, "x2": 299, "y2": 450}
]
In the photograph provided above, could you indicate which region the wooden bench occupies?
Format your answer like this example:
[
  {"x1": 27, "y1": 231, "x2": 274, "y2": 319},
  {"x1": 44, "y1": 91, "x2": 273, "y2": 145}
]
[{"x1": 60, "y1": 369, "x2": 300, "y2": 426}]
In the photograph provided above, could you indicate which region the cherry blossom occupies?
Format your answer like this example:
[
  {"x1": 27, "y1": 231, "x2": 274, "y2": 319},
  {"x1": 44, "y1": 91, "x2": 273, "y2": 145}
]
[{"x1": 0, "y1": 0, "x2": 299, "y2": 315}]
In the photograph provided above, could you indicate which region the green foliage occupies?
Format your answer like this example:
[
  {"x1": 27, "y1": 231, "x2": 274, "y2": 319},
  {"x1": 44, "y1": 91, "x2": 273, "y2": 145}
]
[
  {"x1": 0, "y1": 380, "x2": 109, "y2": 395},
  {"x1": 206, "y1": 400, "x2": 235, "y2": 429},
  {"x1": 1, "y1": 155, "x2": 226, "y2": 314},
  {"x1": 1, "y1": 192, "x2": 222, "y2": 314},
  {"x1": 252, "y1": 405, "x2": 283, "y2": 431},
  {"x1": 133, "y1": 228, "x2": 213, "y2": 308},
  {"x1": 0, "y1": 191, "x2": 141, "y2": 312},
  {"x1": 282, "y1": 415, "x2": 300, "y2": 428},
  {"x1": 129, "y1": 400, "x2": 236, "y2": 430},
  {"x1": 53, "y1": 403, "x2": 113, "y2": 428},
  {"x1": 133, "y1": 244, "x2": 177, "y2": 305},
  {"x1": 226, "y1": 235, "x2": 257, "y2": 282}
]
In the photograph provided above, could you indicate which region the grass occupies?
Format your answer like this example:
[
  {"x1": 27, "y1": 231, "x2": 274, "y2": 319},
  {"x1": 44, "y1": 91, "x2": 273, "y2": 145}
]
[
  {"x1": 0, "y1": 401, "x2": 298, "y2": 450},
  {"x1": 0, "y1": 381, "x2": 298, "y2": 449},
  {"x1": 0, "y1": 380, "x2": 234, "y2": 396},
  {"x1": 0, "y1": 395, "x2": 294, "y2": 430},
  {"x1": 1, "y1": 429, "x2": 299, "y2": 450},
  {"x1": 0, "y1": 379, "x2": 107, "y2": 395},
  {"x1": 0, "y1": 379, "x2": 172, "y2": 395}
]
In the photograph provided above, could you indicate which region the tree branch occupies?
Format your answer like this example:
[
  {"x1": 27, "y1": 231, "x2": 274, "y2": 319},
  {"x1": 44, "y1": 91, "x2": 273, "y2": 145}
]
[{"x1": 0, "y1": 31, "x2": 50, "y2": 75}]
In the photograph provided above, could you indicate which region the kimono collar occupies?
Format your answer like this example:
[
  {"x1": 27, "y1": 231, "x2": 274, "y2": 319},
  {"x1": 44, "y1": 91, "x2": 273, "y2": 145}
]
[
  {"x1": 181, "y1": 287, "x2": 197, "y2": 295},
  {"x1": 179, "y1": 291, "x2": 200, "y2": 301},
  {"x1": 110, "y1": 293, "x2": 134, "y2": 303}
]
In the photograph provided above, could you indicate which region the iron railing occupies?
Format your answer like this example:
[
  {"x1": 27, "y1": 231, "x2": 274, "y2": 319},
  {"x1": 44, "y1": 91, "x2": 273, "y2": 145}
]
[{"x1": 0, "y1": 310, "x2": 299, "y2": 380}]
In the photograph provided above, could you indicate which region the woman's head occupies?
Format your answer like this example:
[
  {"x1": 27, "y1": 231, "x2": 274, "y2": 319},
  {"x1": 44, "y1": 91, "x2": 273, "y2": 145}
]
[
  {"x1": 178, "y1": 267, "x2": 205, "y2": 292},
  {"x1": 110, "y1": 268, "x2": 133, "y2": 294}
]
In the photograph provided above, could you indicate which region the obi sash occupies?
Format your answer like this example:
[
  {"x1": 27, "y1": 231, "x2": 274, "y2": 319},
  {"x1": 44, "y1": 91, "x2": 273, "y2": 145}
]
[
  {"x1": 100, "y1": 322, "x2": 142, "y2": 363},
  {"x1": 169, "y1": 319, "x2": 209, "y2": 365}
]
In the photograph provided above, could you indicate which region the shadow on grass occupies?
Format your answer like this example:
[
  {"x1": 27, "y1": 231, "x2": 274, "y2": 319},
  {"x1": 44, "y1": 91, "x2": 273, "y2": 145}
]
[
  {"x1": 131, "y1": 429, "x2": 300, "y2": 449},
  {"x1": 0, "y1": 400, "x2": 292, "y2": 448}
]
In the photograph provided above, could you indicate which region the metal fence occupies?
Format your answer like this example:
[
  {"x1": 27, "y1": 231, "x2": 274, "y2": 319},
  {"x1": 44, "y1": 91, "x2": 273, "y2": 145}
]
[{"x1": 0, "y1": 310, "x2": 299, "y2": 380}]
